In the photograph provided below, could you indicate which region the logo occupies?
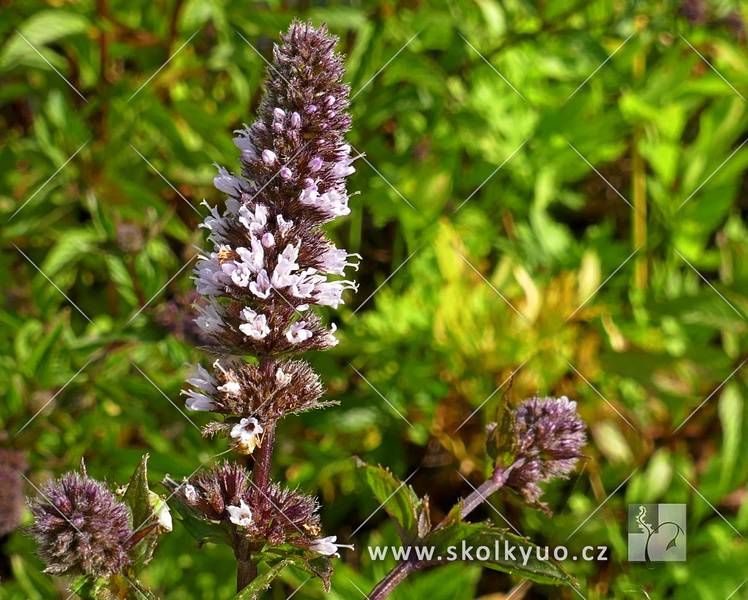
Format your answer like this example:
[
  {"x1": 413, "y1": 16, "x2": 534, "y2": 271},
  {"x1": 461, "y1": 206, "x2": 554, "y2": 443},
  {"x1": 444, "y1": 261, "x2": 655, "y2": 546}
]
[{"x1": 628, "y1": 504, "x2": 686, "y2": 565}]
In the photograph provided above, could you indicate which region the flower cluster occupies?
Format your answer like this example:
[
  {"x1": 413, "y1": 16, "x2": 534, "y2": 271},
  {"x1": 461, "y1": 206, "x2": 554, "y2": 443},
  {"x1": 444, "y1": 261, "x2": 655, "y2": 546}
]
[
  {"x1": 28, "y1": 468, "x2": 133, "y2": 578},
  {"x1": 185, "y1": 358, "x2": 329, "y2": 422},
  {"x1": 0, "y1": 448, "x2": 27, "y2": 536},
  {"x1": 503, "y1": 396, "x2": 586, "y2": 508},
  {"x1": 189, "y1": 21, "x2": 359, "y2": 369},
  {"x1": 185, "y1": 21, "x2": 358, "y2": 436},
  {"x1": 177, "y1": 21, "x2": 357, "y2": 584},
  {"x1": 169, "y1": 462, "x2": 350, "y2": 556}
]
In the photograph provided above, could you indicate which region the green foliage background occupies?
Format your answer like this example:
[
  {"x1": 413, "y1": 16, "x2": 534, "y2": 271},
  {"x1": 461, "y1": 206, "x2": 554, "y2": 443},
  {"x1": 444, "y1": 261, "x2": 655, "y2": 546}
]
[{"x1": 1, "y1": 0, "x2": 747, "y2": 598}]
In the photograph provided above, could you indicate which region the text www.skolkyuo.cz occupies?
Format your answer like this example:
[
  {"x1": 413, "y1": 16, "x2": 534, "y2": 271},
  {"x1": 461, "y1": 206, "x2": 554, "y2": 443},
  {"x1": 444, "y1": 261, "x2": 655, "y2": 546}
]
[{"x1": 367, "y1": 542, "x2": 609, "y2": 565}]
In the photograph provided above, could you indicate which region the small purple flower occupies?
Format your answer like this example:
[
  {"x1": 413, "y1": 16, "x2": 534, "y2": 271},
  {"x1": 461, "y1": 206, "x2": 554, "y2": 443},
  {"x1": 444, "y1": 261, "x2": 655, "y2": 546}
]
[
  {"x1": 28, "y1": 468, "x2": 133, "y2": 578},
  {"x1": 504, "y1": 396, "x2": 586, "y2": 507}
]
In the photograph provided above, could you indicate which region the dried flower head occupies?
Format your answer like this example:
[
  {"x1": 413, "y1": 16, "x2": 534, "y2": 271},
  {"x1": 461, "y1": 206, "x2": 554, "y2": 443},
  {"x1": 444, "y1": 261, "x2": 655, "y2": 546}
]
[
  {"x1": 0, "y1": 449, "x2": 28, "y2": 536},
  {"x1": 504, "y1": 396, "x2": 586, "y2": 507},
  {"x1": 28, "y1": 469, "x2": 133, "y2": 578}
]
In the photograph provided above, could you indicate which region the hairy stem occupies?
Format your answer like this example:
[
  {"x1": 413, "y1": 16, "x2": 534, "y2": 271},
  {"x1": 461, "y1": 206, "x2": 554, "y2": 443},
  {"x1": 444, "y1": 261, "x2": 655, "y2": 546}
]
[
  {"x1": 253, "y1": 418, "x2": 276, "y2": 492},
  {"x1": 369, "y1": 560, "x2": 416, "y2": 600},
  {"x1": 236, "y1": 557, "x2": 258, "y2": 592},
  {"x1": 458, "y1": 467, "x2": 506, "y2": 521},
  {"x1": 235, "y1": 535, "x2": 262, "y2": 592},
  {"x1": 237, "y1": 358, "x2": 277, "y2": 592},
  {"x1": 252, "y1": 357, "x2": 277, "y2": 492},
  {"x1": 370, "y1": 467, "x2": 506, "y2": 599}
]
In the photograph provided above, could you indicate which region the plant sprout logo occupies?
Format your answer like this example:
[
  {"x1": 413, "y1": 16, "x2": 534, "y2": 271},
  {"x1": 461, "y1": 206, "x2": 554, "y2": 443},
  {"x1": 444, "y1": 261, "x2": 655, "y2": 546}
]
[{"x1": 628, "y1": 504, "x2": 686, "y2": 566}]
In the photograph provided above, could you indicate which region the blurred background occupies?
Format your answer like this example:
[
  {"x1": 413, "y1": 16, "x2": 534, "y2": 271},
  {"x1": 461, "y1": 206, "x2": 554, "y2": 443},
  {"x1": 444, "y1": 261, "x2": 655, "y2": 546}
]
[{"x1": 1, "y1": 0, "x2": 747, "y2": 598}]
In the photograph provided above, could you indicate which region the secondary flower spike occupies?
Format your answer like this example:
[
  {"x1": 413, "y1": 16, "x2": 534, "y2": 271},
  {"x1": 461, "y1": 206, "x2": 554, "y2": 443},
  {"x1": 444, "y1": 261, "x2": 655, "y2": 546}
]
[
  {"x1": 503, "y1": 396, "x2": 587, "y2": 510},
  {"x1": 28, "y1": 468, "x2": 134, "y2": 578}
]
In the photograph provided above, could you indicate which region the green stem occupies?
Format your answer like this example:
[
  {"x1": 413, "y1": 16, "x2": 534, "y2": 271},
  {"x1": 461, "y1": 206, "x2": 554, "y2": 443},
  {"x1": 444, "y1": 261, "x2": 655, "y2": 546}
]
[{"x1": 369, "y1": 467, "x2": 506, "y2": 600}]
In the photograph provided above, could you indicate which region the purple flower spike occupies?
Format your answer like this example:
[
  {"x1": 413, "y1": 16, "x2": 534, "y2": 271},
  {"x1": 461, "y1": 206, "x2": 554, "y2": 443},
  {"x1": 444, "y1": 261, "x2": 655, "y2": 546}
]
[
  {"x1": 29, "y1": 469, "x2": 133, "y2": 578},
  {"x1": 504, "y1": 396, "x2": 587, "y2": 509},
  {"x1": 188, "y1": 21, "x2": 358, "y2": 422}
]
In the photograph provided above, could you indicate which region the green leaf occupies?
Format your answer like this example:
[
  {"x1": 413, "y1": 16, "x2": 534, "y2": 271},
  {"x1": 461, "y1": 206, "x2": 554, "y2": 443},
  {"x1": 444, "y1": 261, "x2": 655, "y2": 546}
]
[
  {"x1": 356, "y1": 458, "x2": 422, "y2": 546},
  {"x1": 423, "y1": 522, "x2": 576, "y2": 586},
  {"x1": 487, "y1": 376, "x2": 518, "y2": 467},
  {"x1": 69, "y1": 573, "x2": 159, "y2": 600},
  {"x1": 305, "y1": 555, "x2": 334, "y2": 593},
  {"x1": 263, "y1": 546, "x2": 335, "y2": 592},
  {"x1": 41, "y1": 229, "x2": 100, "y2": 277},
  {"x1": 25, "y1": 319, "x2": 64, "y2": 385},
  {"x1": 441, "y1": 500, "x2": 464, "y2": 529},
  {"x1": 0, "y1": 10, "x2": 91, "y2": 68},
  {"x1": 122, "y1": 455, "x2": 164, "y2": 574},
  {"x1": 10, "y1": 555, "x2": 58, "y2": 600},
  {"x1": 229, "y1": 560, "x2": 291, "y2": 600},
  {"x1": 718, "y1": 383, "x2": 743, "y2": 495}
]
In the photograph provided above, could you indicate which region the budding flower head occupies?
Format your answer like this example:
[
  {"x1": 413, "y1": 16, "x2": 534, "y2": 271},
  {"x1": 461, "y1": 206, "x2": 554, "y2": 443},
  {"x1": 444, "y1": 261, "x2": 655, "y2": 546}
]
[
  {"x1": 504, "y1": 396, "x2": 586, "y2": 510},
  {"x1": 28, "y1": 465, "x2": 133, "y2": 578}
]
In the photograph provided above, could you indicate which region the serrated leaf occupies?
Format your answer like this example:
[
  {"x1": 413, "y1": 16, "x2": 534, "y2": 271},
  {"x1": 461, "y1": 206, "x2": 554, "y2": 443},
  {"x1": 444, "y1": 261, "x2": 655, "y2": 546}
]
[
  {"x1": 424, "y1": 522, "x2": 576, "y2": 586},
  {"x1": 122, "y1": 455, "x2": 162, "y2": 574},
  {"x1": 305, "y1": 555, "x2": 333, "y2": 593},
  {"x1": 230, "y1": 560, "x2": 291, "y2": 600},
  {"x1": 356, "y1": 458, "x2": 422, "y2": 546}
]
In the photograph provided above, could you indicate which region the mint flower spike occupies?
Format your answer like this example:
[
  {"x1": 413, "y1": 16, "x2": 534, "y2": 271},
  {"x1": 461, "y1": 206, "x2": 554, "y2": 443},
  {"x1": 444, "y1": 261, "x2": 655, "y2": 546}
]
[
  {"x1": 192, "y1": 20, "x2": 359, "y2": 361},
  {"x1": 28, "y1": 465, "x2": 133, "y2": 578},
  {"x1": 502, "y1": 396, "x2": 587, "y2": 512},
  {"x1": 178, "y1": 22, "x2": 359, "y2": 591},
  {"x1": 187, "y1": 20, "x2": 359, "y2": 424}
]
